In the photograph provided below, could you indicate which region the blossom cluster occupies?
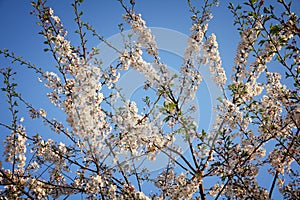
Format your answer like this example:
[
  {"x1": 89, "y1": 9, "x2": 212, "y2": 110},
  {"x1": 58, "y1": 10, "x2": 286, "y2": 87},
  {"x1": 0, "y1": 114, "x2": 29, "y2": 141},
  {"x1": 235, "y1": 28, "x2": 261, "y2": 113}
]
[
  {"x1": 204, "y1": 33, "x2": 227, "y2": 86},
  {"x1": 155, "y1": 169, "x2": 201, "y2": 199},
  {"x1": 179, "y1": 24, "x2": 207, "y2": 100},
  {"x1": 3, "y1": 126, "x2": 27, "y2": 169},
  {"x1": 123, "y1": 13, "x2": 158, "y2": 56},
  {"x1": 119, "y1": 48, "x2": 161, "y2": 88},
  {"x1": 111, "y1": 101, "x2": 172, "y2": 161}
]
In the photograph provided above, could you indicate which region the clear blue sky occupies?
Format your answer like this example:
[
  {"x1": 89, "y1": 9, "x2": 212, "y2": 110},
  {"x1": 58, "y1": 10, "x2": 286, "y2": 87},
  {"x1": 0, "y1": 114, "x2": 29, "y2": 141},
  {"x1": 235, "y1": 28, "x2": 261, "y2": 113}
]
[
  {"x1": 0, "y1": 0, "x2": 299, "y2": 198},
  {"x1": 0, "y1": 0, "x2": 241, "y2": 133}
]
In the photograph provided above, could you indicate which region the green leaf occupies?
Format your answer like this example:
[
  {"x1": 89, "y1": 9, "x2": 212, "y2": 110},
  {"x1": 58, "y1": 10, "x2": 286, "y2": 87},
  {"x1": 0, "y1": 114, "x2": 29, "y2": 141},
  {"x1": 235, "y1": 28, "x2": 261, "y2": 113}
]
[
  {"x1": 157, "y1": 88, "x2": 164, "y2": 95},
  {"x1": 248, "y1": 11, "x2": 256, "y2": 17},
  {"x1": 263, "y1": 7, "x2": 270, "y2": 13},
  {"x1": 258, "y1": 39, "x2": 266, "y2": 46},
  {"x1": 163, "y1": 116, "x2": 170, "y2": 122},
  {"x1": 287, "y1": 0, "x2": 292, "y2": 8},
  {"x1": 228, "y1": 83, "x2": 235, "y2": 91},
  {"x1": 270, "y1": 24, "x2": 281, "y2": 35},
  {"x1": 201, "y1": 129, "x2": 207, "y2": 137},
  {"x1": 249, "y1": 0, "x2": 257, "y2": 5},
  {"x1": 31, "y1": 2, "x2": 36, "y2": 7}
]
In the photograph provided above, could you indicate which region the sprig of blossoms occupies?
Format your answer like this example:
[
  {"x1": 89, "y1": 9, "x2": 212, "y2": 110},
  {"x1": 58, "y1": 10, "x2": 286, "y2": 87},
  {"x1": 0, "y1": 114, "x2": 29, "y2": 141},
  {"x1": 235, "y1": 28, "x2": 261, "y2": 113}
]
[
  {"x1": 119, "y1": 47, "x2": 161, "y2": 88},
  {"x1": 179, "y1": 24, "x2": 207, "y2": 101},
  {"x1": 123, "y1": 13, "x2": 158, "y2": 56},
  {"x1": 4, "y1": 126, "x2": 27, "y2": 169},
  {"x1": 111, "y1": 101, "x2": 172, "y2": 161},
  {"x1": 204, "y1": 33, "x2": 227, "y2": 86},
  {"x1": 155, "y1": 170, "x2": 201, "y2": 199}
]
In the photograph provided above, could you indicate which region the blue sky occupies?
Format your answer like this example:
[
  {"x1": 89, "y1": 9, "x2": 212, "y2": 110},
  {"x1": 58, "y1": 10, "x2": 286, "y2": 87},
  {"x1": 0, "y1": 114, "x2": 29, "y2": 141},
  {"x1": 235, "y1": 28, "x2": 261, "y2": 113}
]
[
  {"x1": 0, "y1": 0, "x2": 240, "y2": 71},
  {"x1": 0, "y1": 0, "x2": 300, "y2": 198},
  {"x1": 0, "y1": 0, "x2": 240, "y2": 135}
]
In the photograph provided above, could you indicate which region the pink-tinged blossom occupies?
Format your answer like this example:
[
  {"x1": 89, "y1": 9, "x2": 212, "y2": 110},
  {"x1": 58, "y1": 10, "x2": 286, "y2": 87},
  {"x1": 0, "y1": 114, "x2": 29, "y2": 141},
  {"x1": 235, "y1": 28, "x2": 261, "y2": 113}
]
[
  {"x1": 179, "y1": 24, "x2": 207, "y2": 101},
  {"x1": 64, "y1": 63, "x2": 108, "y2": 153},
  {"x1": 123, "y1": 13, "x2": 158, "y2": 56},
  {"x1": 3, "y1": 126, "x2": 27, "y2": 169},
  {"x1": 155, "y1": 170, "x2": 201, "y2": 199},
  {"x1": 111, "y1": 100, "x2": 171, "y2": 161},
  {"x1": 232, "y1": 24, "x2": 260, "y2": 82},
  {"x1": 268, "y1": 148, "x2": 294, "y2": 175},
  {"x1": 119, "y1": 48, "x2": 162, "y2": 88},
  {"x1": 204, "y1": 33, "x2": 227, "y2": 86}
]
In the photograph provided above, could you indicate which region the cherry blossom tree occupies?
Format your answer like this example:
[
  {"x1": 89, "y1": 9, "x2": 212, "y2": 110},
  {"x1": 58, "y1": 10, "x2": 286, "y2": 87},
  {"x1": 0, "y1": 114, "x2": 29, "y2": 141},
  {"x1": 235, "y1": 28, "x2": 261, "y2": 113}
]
[{"x1": 0, "y1": 0, "x2": 299, "y2": 199}]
